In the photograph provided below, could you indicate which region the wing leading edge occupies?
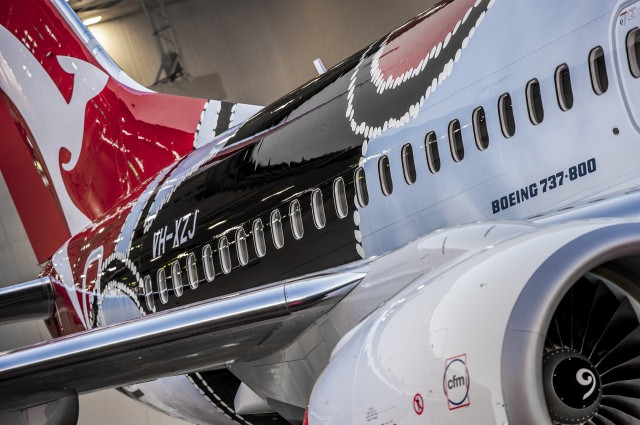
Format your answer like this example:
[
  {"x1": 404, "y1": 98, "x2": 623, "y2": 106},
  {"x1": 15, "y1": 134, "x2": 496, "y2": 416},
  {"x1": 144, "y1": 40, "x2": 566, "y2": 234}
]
[{"x1": 0, "y1": 265, "x2": 366, "y2": 411}]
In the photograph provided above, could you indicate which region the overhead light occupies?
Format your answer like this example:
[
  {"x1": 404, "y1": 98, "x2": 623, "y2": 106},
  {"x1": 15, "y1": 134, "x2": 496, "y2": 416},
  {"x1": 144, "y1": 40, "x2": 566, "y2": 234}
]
[{"x1": 83, "y1": 16, "x2": 102, "y2": 26}]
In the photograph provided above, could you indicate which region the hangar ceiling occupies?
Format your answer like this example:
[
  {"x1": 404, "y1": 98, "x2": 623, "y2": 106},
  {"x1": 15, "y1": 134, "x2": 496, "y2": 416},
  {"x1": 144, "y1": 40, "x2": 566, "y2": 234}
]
[
  {"x1": 69, "y1": 0, "x2": 186, "y2": 22},
  {"x1": 78, "y1": 0, "x2": 431, "y2": 104}
]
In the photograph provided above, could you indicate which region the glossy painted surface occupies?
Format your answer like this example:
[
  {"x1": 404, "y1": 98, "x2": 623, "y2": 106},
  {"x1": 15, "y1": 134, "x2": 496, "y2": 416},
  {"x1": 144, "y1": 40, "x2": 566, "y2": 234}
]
[
  {"x1": 0, "y1": 267, "x2": 365, "y2": 410},
  {"x1": 70, "y1": 0, "x2": 501, "y2": 330},
  {"x1": 1, "y1": 0, "x2": 210, "y2": 262},
  {"x1": 84, "y1": 0, "x2": 633, "y2": 333},
  {"x1": 308, "y1": 221, "x2": 640, "y2": 424},
  {"x1": 4, "y1": 0, "x2": 640, "y2": 423},
  {"x1": 0, "y1": 277, "x2": 54, "y2": 324}
]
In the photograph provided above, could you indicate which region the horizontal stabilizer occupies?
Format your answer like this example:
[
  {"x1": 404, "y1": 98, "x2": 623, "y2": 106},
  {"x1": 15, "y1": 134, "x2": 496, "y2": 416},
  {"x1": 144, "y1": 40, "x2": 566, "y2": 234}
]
[{"x1": 0, "y1": 277, "x2": 55, "y2": 325}]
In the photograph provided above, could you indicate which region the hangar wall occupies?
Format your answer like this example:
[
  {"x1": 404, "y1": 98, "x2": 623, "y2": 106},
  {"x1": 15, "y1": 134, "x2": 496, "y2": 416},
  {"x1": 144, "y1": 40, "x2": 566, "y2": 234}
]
[{"x1": 89, "y1": 0, "x2": 429, "y2": 104}]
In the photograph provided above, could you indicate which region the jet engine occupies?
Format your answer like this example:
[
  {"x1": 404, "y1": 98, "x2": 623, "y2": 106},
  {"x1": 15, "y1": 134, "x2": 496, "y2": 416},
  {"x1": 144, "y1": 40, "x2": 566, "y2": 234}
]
[{"x1": 307, "y1": 220, "x2": 640, "y2": 425}]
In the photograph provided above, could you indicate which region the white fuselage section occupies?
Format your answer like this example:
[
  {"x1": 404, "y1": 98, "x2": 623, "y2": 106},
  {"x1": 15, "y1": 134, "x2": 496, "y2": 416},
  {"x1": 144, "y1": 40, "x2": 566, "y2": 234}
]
[{"x1": 358, "y1": 0, "x2": 640, "y2": 257}]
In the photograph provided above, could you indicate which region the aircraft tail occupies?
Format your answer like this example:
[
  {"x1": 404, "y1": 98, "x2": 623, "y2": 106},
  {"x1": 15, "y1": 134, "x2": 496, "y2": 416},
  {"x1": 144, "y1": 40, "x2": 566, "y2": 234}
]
[{"x1": 0, "y1": 0, "x2": 260, "y2": 263}]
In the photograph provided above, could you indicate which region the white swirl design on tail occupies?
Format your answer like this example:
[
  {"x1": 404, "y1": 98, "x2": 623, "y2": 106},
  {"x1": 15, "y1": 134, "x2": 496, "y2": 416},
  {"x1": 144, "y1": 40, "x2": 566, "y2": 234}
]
[{"x1": 0, "y1": 25, "x2": 108, "y2": 234}]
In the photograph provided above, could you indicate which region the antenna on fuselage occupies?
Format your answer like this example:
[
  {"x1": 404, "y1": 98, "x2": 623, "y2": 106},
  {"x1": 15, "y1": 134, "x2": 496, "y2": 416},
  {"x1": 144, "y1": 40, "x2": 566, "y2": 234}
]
[{"x1": 313, "y1": 58, "x2": 327, "y2": 75}]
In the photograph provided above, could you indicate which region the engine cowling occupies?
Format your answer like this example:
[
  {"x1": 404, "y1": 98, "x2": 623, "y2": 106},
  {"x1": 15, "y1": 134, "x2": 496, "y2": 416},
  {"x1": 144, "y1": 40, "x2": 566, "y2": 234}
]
[{"x1": 307, "y1": 220, "x2": 640, "y2": 425}]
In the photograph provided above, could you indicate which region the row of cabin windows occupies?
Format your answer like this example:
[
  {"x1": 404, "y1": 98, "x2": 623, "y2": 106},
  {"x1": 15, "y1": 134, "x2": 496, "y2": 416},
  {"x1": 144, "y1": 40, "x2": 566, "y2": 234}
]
[
  {"x1": 143, "y1": 177, "x2": 350, "y2": 310},
  {"x1": 140, "y1": 40, "x2": 628, "y2": 310},
  {"x1": 500, "y1": 46, "x2": 609, "y2": 137},
  {"x1": 351, "y1": 45, "x2": 613, "y2": 205}
]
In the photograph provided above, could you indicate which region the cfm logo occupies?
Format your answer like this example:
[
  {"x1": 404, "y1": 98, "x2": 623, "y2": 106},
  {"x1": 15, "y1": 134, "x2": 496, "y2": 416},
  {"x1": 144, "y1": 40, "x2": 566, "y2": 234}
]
[{"x1": 443, "y1": 354, "x2": 471, "y2": 410}]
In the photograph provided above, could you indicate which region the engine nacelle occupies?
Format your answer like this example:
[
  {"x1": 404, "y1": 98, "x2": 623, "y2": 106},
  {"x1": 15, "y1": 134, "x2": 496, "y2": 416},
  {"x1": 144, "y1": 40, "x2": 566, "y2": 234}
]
[{"x1": 308, "y1": 220, "x2": 640, "y2": 425}]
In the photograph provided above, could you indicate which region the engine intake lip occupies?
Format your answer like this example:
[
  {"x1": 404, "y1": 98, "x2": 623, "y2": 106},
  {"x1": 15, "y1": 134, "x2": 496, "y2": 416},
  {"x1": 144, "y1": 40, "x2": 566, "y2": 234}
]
[{"x1": 501, "y1": 222, "x2": 640, "y2": 425}]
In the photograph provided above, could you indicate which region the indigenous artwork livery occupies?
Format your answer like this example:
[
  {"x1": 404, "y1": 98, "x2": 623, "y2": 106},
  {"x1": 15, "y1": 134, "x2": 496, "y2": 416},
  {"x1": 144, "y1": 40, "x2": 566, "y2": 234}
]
[{"x1": 4, "y1": 0, "x2": 640, "y2": 425}]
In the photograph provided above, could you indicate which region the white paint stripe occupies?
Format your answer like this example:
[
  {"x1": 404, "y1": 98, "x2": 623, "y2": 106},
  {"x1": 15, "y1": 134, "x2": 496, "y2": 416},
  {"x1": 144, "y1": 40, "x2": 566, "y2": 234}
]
[
  {"x1": 194, "y1": 100, "x2": 221, "y2": 149},
  {"x1": 116, "y1": 168, "x2": 171, "y2": 255}
]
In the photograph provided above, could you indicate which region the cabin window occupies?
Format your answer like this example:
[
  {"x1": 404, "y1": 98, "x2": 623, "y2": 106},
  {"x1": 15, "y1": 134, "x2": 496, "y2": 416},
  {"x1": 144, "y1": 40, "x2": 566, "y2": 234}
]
[
  {"x1": 472, "y1": 107, "x2": 489, "y2": 150},
  {"x1": 171, "y1": 260, "x2": 183, "y2": 297},
  {"x1": 401, "y1": 143, "x2": 417, "y2": 184},
  {"x1": 555, "y1": 64, "x2": 574, "y2": 111},
  {"x1": 271, "y1": 209, "x2": 284, "y2": 248},
  {"x1": 334, "y1": 177, "x2": 349, "y2": 218},
  {"x1": 219, "y1": 236, "x2": 231, "y2": 274},
  {"x1": 157, "y1": 268, "x2": 168, "y2": 304},
  {"x1": 236, "y1": 227, "x2": 249, "y2": 266},
  {"x1": 589, "y1": 46, "x2": 608, "y2": 95},
  {"x1": 627, "y1": 28, "x2": 640, "y2": 78},
  {"x1": 378, "y1": 156, "x2": 393, "y2": 196},
  {"x1": 425, "y1": 131, "x2": 440, "y2": 173},
  {"x1": 253, "y1": 219, "x2": 267, "y2": 257},
  {"x1": 448, "y1": 119, "x2": 464, "y2": 162},
  {"x1": 202, "y1": 244, "x2": 215, "y2": 282},
  {"x1": 311, "y1": 189, "x2": 327, "y2": 228},
  {"x1": 290, "y1": 199, "x2": 304, "y2": 240},
  {"x1": 186, "y1": 252, "x2": 198, "y2": 289},
  {"x1": 143, "y1": 275, "x2": 155, "y2": 311},
  {"x1": 498, "y1": 93, "x2": 516, "y2": 138},
  {"x1": 354, "y1": 168, "x2": 369, "y2": 208},
  {"x1": 526, "y1": 79, "x2": 544, "y2": 125}
]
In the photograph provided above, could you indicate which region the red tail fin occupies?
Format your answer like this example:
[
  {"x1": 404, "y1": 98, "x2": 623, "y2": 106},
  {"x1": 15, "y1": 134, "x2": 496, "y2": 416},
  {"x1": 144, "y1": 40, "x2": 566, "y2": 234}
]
[{"x1": 0, "y1": 0, "x2": 207, "y2": 262}]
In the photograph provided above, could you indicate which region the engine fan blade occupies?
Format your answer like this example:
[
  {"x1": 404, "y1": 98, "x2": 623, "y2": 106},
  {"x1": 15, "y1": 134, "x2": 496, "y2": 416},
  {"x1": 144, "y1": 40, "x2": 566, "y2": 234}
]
[
  {"x1": 590, "y1": 414, "x2": 617, "y2": 425},
  {"x1": 597, "y1": 326, "x2": 640, "y2": 375},
  {"x1": 589, "y1": 297, "x2": 638, "y2": 363},
  {"x1": 580, "y1": 280, "x2": 621, "y2": 355},
  {"x1": 600, "y1": 396, "x2": 640, "y2": 421},
  {"x1": 601, "y1": 355, "x2": 640, "y2": 385},
  {"x1": 604, "y1": 378, "x2": 640, "y2": 399},
  {"x1": 543, "y1": 275, "x2": 640, "y2": 425}
]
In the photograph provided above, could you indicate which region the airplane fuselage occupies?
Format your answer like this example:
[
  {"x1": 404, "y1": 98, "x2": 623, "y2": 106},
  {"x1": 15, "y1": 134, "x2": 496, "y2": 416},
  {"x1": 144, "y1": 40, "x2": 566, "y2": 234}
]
[
  {"x1": 23, "y1": 0, "x2": 640, "y2": 422},
  {"x1": 44, "y1": 0, "x2": 640, "y2": 330}
]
